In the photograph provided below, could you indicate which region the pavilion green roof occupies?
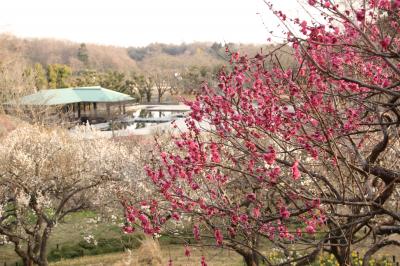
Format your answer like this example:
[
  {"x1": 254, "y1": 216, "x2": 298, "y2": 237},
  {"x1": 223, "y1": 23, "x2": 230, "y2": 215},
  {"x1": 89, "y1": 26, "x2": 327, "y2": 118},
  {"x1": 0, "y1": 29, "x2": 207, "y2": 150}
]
[{"x1": 16, "y1": 86, "x2": 134, "y2": 105}]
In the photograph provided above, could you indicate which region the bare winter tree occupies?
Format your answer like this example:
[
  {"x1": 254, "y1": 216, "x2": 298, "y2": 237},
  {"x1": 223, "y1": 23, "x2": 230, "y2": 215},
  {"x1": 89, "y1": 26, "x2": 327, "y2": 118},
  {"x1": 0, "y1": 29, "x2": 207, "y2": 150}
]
[{"x1": 151, "y1": 71, "x2": 177, "y2": 103}]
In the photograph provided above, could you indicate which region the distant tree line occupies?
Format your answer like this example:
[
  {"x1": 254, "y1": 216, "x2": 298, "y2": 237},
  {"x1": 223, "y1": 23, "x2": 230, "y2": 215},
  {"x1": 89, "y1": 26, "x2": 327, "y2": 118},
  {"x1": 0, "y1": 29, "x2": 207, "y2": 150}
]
[
  {"x1": 127, "y1": 42, "x2": 225, "y2": 61},
  {"x1": 0, "y1": 34, "x2": 294, "y2": 103},
  {"x1": 23, "y1": 62, "x2": 221, "y2": 103}
]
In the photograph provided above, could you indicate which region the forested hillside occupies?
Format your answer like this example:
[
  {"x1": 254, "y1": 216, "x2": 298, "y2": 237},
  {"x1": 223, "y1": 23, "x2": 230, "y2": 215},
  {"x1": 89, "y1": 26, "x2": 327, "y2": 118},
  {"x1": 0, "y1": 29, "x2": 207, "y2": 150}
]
[
  {"x1": 0, "y1": 34, "x2": 268, "y2": 72},
  {"x1": 0, "y1": 34, "x2": 291, "y2": 102}
]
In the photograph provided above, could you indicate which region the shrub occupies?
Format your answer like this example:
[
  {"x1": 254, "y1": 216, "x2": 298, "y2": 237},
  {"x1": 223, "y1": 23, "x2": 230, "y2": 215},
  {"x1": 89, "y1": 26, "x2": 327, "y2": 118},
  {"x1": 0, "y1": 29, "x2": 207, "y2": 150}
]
[{"x1": 47, "y1": 235, "x2": 142, "y2": 262}]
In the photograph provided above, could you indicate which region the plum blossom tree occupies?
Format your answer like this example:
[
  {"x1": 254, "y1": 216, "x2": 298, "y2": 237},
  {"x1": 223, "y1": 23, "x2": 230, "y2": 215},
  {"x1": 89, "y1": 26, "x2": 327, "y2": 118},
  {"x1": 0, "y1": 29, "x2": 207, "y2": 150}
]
[
  {"x1": 0, "y1": 126, "x2": 135, "y2": 266},
  {"x1": 125, "y1": 1, "x2": 400, "y2": 265}
]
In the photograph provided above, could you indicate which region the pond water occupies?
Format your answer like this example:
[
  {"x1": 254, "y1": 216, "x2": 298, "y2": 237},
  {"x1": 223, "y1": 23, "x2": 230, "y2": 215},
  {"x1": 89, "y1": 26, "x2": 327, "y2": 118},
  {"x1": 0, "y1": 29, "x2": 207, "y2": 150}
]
[
  {"x1": 98, "y1": 109, "x2": 188, "y2": 131},
  {"x1": 135, "y1": 109, "x2": 185, "y2": 118}
]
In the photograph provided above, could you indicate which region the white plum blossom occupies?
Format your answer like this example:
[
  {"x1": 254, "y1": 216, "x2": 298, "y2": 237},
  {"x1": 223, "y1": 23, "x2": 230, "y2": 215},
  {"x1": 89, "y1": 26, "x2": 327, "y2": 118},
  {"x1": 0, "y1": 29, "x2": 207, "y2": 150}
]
[{"x1": 0, "y1": 125, "x2": 138, "y2": 266}]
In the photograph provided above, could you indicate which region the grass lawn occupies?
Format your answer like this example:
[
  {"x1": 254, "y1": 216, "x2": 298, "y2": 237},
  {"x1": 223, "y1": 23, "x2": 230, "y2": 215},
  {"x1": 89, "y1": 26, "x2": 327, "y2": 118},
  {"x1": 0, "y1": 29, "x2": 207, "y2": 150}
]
[
  {"x1": 0, "y1": 211, "x2": 124, "y2": 264},
  {"x1": 0, "y1": 211, "x2": 242, "y2": 265},
  {"x1": 49, "y1": 245, "x2": 244, "y2": 266},
  {"x1": 1, "y1": 211, "x2": 399, "y2": 265}
]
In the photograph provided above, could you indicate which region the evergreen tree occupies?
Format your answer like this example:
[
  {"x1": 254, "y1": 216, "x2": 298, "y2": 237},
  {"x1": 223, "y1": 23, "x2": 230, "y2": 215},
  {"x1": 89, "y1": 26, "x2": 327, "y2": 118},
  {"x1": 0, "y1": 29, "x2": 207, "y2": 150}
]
[
  {"x1": 77, "y1": 43, "x2": 89, "y2": 66},
  {"x1": 47, "y1": 64, "x2": 72, "y2": 88},
  {"x1": 33, "y1": 63, "x2": 47, "y2": 89}
]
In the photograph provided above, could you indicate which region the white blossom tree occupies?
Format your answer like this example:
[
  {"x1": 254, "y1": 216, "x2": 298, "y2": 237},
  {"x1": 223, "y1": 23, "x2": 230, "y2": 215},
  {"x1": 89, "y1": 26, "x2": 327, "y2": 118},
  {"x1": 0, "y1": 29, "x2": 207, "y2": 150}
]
[{"x1": 0, "y1": 125, "x2": 136, "y2": 266}]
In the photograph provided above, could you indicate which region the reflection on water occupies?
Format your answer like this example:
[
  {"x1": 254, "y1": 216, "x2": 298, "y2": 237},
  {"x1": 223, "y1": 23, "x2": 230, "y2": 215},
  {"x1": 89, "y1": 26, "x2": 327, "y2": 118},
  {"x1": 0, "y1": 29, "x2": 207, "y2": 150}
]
[
  {"x1": 137, "y1": 109, "x2": 185, "y2": 118},
  {"x1": 129, "y1": 122, "x2": 161, "y2": 130},
  {"x1": 105, "y1": 110, "x2": 188, "y2": 131},
  {"x1": 139, "y1": 109, "x2": 153, "y2": 118},
  {"x1": 109, "y1": 121, "x2": 165, "y2": 130}
]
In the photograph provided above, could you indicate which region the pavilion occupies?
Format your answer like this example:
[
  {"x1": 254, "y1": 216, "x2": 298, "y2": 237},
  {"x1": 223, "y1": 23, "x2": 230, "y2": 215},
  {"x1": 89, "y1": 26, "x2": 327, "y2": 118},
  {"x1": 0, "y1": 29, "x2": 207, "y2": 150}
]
[{"x1": 15, "y1": 86, "x2": 135, "y2": 123}]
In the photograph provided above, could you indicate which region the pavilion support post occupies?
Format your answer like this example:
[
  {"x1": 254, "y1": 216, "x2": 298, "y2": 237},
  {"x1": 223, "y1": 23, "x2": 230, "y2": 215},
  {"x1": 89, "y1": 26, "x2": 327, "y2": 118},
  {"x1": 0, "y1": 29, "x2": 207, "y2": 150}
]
[
  {"x1": 93, "y1": 102, "x2": 97, "y2": 118},
  {"x1": 77, "y1": 103, "x2": 81, "y2": 119},
  {"x1": 106, "y1": 104, "x2": 111, "y2": 119},
  {"x1": 72, "y1": 103, "x2": 76, "y2": 118},
  {"x1": 123, "y1": 104, "x2": 126, "y2": 114},
  {"x1": 119, "y1": 104, "x2": 122, "y2": 114}
]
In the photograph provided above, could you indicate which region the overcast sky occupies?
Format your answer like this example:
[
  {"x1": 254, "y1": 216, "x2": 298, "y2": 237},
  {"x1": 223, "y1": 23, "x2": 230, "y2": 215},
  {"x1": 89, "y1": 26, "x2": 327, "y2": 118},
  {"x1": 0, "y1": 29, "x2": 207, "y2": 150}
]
[{"x1": 0, "y1": 0, "x2": 303, "y2": 47}]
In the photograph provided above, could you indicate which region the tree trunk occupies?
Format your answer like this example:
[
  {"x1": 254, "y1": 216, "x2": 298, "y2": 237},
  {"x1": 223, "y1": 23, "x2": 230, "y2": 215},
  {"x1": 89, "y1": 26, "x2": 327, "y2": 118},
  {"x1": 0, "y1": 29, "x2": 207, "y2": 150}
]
[
  {"x1": 11, "y1": 240, "x2": 33, "y2": 266},
  {"x1": 231, "y1": 244, "x2": 261, "y2": 266},
  {"x1": 332, "y1": 242, "x2": 352, "y2": 266},
  {"x1": 36, "y1": 226, "x2": 52, "y2": 266},
  {"x1": 328, "y1": 219, "x2": 354, "y2": 266},
  {"x1": 243, "y1": 252, "x2": 260, "y2": 266},
  {"x1": 37, "y1": 260, "x2": 49, "y2": 266},
  {"x1": 23, "y1": 258, "x2": 33, "y2": 266}
]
